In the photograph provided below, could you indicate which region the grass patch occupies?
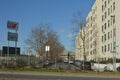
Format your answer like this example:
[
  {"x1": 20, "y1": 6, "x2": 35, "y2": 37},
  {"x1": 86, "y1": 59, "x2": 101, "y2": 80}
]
[
  {"x1": 0, "y1": 68, "x2": 65, "y2": 73},
  {"x1": 0, "y1": 68, "x2": 120, "y2": 76}
]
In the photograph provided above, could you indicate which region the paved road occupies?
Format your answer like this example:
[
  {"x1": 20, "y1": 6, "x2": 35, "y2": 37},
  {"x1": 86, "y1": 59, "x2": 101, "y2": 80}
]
[{"x1": 0, "y1": 72, "x2": 120, "y2": 80}]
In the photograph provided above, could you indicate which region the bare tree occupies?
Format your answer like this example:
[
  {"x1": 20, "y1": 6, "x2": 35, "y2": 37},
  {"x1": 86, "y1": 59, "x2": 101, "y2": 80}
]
[
  {"x1": 72, "y1": 12, "x2": 87, "y2": 61},
  {"x1": 25, "y1": 23, "x2": 65, "y2": 61}
]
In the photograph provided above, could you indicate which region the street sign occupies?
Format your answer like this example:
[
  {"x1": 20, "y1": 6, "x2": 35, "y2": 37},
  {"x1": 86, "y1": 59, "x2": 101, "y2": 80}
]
[{"x1": 115, "y1": 45, "x2": 119, "y2": 48}]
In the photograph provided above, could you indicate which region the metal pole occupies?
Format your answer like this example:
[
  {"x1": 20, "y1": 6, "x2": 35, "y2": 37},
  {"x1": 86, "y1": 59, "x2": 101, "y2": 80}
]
[
  {"x1": 1, "y1": 49, "x2": 2, "y2": 57},
  {"x1": 15, "y1": 30, "x2": 17, "y2": 66},
  {"x1": 114, "y1": 18, "x2": 117, "y2": 72},
  {"x1": 7, "y1": 40, "x2": 9, "y2": 67},
  {"x1": 111, "y1": 15, "x2": 116, "y2": 72}
]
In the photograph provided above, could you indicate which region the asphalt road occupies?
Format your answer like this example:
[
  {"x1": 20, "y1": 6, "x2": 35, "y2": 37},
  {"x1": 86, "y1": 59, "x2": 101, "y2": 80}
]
[{"x1": 0, "y1": 72, "x2": 120, "y2": 80}]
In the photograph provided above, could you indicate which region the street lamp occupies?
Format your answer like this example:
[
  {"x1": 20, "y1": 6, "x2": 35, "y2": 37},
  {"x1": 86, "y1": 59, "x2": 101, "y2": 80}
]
[{"x1": 111, "y1": 15, "x2": 116, "y2": 72}]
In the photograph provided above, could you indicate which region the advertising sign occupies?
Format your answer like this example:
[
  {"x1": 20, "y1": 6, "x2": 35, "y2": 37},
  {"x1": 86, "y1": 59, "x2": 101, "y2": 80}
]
[
  {"x1": 8, "y1": 32, "x2": 18, "y2": 41},
  {"x1": 7, "y1": 21, "x2": 18, "y2": 30},
  {"x1": 2, "y1": 46, "x2": 20, "y2": 55}
]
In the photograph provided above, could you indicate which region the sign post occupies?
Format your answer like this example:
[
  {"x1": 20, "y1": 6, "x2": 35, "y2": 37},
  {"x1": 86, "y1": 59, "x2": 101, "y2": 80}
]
[
  {"x1": 45, "y1": 45, "x2": 50, "y2": 61},
  {"x1": 7, "y1": 21, "x2": 19, "y2": 67}
]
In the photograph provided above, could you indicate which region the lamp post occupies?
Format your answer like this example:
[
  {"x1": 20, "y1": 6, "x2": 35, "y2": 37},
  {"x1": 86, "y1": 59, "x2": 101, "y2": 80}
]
[{"x1": 111, "y1": 15, "x2": 116, "y2": 72}]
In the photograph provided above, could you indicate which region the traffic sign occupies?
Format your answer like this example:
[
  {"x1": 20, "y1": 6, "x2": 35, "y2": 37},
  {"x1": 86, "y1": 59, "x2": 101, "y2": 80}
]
[{"x1": 115, "y1": 45, "x2": 119, "y2": 48}]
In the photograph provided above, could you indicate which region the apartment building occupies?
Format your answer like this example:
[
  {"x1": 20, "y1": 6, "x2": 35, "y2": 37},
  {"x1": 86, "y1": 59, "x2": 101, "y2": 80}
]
[
  {"x1": 75, "y1": 0, "x2": 120, "y2": 61},
  {"x1": 85, "y1": 11, "x2": 93, "y2": 61},
  {"x1": 101, "y1": 0, "x2": 120, "y2": 60},
  {"x1": 75, "y1": 30, "x2": 84, "y2": 60}
]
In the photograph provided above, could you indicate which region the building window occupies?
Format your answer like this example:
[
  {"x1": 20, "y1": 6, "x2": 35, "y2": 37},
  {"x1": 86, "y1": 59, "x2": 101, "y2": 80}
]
[
  {"x1": 102, "y1": 5, "x2": 104, "y2": 12},
  {"x1": 102, "y1": 46, "x2": 104, "y2": 52},
  {"x1": 108, "y1": 32, "x2": 110, "y2": 39},
  {"x1": 91, "y1": 16, "x2": 92, "y2": 20},
  {"x1": 90, "y1": 44, "x2": 92, "y2": 48},
  {"x1": 108, "y1": 0, "x2": 110, "y2": 4},
  {"x1": 111, "y1": 16, "x2": 115, "y2": 25},
  {"x1": 105, "y1": 12, "x2": 107, "y2": 19},
  {"x1": 111, "y1": 5, "x2": 112, "y2": 13},
  {"x1": 113, "y1": 2, "x2": 115, "y2": 11},
  {"x1": 102, "y1": 36, "x2": 104, "y2": 42},
  {"x1": 111, "y1": 43, "x2": 112, "y2": 51},
  {"x1": 111, "y1": 17, "x2": 112, "y2": 25},
  {"x1": 90, "y1": 51, "x2": 92, "y2": 55},
  {"x1": 104, "y1": 34, "x2": 106, "y2": 41},
  {"x1": 104, "y1": 23, "x2": 107, "y2": 30},
  {"x1": 102, "y1": 15, "x2": 104, "y2": 21},
  {"x1": 104, "y1": 45, "x2": 106, "y2": 52},
  {"x1": 91, "y1": 30, "x2": 92, "y2": 34},
  {"x1": 108, "y1": 44, "x2": 110, "y2": 51},
  {"x1": 113, "y1": 16, "x2": 115, "y2": 24},
  {"x1": 105, "y1": 1, "x2": 107, "y2": 8},
  {"x1": 102, "y1": 25, "x2": 104, "y2": 32},
  {"x1": 91, "y1": 23, "x2": 92, "y2": 27},
  {"x1": 108, "y1": 20, "x2": 110, "y2": 27},
  {"x1": 108, "y1": 8, "x2": 110, "y2": 15},
  {"x1": 105, "y1": 58, "x2": 106, "y2": 61}
]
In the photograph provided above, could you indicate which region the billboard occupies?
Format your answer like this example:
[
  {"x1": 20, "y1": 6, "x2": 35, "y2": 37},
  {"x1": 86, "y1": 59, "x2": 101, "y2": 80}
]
[
  {"x1": 8, "y1": 32, "x2": 18, "y2": 41},
  {"x1": 7, "y1": 21, "x2": 18, "y2": 30},
  {"x1": 2, "y1": 46, "x2": 20, "y2": 55}
]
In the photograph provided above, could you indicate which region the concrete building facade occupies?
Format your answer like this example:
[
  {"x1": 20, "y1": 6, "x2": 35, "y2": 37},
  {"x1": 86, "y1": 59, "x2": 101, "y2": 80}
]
[
  {"x1": 75, "y1": 0, "x2": 120, "y2": 62},
  {"x1": 75, "y1": 30, "x2": 84, "y2": 60}
]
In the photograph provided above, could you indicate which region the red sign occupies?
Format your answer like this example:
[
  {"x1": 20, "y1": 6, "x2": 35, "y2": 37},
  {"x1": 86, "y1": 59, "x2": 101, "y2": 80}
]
[{"x1": 7, "y1": 21, "x2": 18, "y2": 30}]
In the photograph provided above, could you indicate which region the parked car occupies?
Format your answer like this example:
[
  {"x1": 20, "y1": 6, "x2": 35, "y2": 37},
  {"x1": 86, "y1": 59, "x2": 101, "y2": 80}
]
[
  {"x1": 35, "y1": 61, "x2": 44, "y2": 68},
  {"x1": 68, "y1": 60, "x2": 74, "y2": 64},
  {"x1": 74, "y1": 60, "x2": 81, "y2": 67}
]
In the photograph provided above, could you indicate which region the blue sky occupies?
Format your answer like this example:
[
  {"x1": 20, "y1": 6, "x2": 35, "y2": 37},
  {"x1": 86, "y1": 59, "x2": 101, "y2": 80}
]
[{"x1": 0, "y1": 0, "x2": 95, "y2": 53}]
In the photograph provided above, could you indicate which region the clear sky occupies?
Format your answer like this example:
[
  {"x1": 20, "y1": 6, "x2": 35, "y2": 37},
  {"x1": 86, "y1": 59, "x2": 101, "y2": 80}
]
[{"x1": 0, "y1": 0, "x2": 95, "y2": 53}]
